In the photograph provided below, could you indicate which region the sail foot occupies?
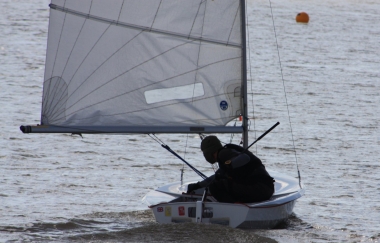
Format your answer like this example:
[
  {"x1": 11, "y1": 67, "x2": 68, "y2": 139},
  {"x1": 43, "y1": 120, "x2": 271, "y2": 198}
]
[{"x1": 19, "y1": 125, "x2": 244, "y2": 134}]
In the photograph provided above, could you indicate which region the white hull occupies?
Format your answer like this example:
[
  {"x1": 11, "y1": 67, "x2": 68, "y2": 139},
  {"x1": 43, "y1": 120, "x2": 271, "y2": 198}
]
[{"x1": 142, "y1": 170, "x2": 304, "y2": 229}]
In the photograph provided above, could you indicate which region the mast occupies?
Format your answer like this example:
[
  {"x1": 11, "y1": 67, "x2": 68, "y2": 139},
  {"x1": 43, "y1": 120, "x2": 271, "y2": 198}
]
[{"x1": 240, "y1": 0, "x2": 248, "y2": 148}]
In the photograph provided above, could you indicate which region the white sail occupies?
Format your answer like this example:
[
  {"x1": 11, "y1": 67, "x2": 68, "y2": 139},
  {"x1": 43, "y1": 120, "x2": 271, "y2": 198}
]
[{"x1": 23, "y1": 0, "x2": 246, "y2": 134}]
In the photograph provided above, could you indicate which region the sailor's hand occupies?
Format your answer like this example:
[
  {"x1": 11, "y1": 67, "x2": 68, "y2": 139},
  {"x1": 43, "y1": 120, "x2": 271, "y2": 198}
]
[{"x1": 187, "y1": 182, "x2": 201, "y2": 193}]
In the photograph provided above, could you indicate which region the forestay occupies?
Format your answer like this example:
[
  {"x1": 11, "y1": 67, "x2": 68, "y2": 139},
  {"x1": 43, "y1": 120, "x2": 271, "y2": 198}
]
[{"x1": 22, "y1": 0, "x2": 247, "y2": 134}]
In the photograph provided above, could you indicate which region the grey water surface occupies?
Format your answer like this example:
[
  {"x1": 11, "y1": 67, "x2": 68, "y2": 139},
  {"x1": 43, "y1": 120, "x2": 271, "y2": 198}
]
[{"x1": 1, "y1": 0, "x2": 379, "y2": 242}]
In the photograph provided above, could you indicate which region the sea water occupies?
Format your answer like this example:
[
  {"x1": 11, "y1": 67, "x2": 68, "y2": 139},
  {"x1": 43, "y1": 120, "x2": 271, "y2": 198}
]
[{"x1": 0, "y1": 0, "x2": 379, "y2": 242}]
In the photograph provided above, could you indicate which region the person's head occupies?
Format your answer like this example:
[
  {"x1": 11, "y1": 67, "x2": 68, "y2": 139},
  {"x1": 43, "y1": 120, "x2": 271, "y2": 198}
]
[{"x1": 200, "y1": 136, "x2": 223, "y2": 164}]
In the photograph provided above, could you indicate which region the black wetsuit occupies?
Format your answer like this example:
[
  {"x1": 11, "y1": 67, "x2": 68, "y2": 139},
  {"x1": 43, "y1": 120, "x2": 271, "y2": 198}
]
[{"x1": 199, "y1": 144, "x2": 275, "y2": 203}]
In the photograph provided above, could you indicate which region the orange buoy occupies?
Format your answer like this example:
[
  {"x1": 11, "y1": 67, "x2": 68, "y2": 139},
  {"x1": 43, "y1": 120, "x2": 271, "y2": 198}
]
[{"x1": 296, "y1": 12, "x2": 309, "y2": 23}]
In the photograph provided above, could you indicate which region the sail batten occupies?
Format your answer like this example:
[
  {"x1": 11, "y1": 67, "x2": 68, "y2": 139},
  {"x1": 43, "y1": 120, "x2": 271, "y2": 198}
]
[{"x1": 22, "y1": 0, "x2": 246, "y2": 134}]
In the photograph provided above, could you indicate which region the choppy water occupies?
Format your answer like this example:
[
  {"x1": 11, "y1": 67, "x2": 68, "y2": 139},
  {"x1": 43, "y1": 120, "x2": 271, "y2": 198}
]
[{"x1": 1, "y1": 0, "x2": 379, "y2": 242}]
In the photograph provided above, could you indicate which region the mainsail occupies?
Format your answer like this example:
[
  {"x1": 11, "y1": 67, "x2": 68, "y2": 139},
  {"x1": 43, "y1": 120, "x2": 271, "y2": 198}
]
[{"x1": 21, "y1": 0, "x2": 248, "y2": 136}]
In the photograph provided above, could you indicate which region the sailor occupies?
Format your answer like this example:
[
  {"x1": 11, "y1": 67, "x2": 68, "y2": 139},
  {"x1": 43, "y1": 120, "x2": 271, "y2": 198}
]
[{"x1": 187, "y1": 136, "x2": 275, "y2": 203}]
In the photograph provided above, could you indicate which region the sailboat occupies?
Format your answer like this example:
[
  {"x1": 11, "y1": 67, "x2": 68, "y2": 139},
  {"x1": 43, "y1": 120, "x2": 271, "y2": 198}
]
[{"x1": 20, "y1": 0, "x2": 304, "y2": 229}]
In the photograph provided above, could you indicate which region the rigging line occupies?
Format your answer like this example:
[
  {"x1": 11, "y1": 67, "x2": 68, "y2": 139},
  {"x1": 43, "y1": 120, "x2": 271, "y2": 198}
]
[
  {"x1": 188, "y1": 0, "x2": 205, "y2": 39},
  {"x1": 268, "y1": 0, "x2": 301, "y2": 188},
  {"x1": 150, "y1": 0, "x2": 163, "y2": 29},
  {"x1": 117, "y1": 1, "x2": 125, "y2": 21},
  {"x1": 182, "y1": 133, "x2": 189, "y2": 179},
  {"x1": 149, "y1": 133, "x2": 165, "y2": 145},
  {"x1": 183, "y1": 135, "x2": 189, "y2": 161},
  {"x1": 230, "y1": 120, "x2": 236, "y2": 144},
  {"x1": 49, "y1": 4, "x2": 241, "y2": 48},
  {"x1": 245, "y1": 0, "x2": 258, "y2": 154}
]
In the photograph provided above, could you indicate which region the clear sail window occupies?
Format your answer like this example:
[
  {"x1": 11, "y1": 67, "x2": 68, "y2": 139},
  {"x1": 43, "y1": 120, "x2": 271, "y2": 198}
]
[{"x1": 144, "y1": 83, "x2": 205, "y2": 104}]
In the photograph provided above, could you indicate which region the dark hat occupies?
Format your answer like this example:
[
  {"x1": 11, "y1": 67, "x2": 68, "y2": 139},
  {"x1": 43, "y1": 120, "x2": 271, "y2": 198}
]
[{"x1": 201, "y1": 136, "x2": 222, "y2": 163}]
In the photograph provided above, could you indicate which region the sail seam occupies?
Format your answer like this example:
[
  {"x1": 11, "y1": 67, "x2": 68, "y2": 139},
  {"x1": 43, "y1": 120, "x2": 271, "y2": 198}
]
[
  {"x1": 49, "y1": 4, "x2": 241, "y2": 48},
  {"x1": 117, "y1": 1, "x2": 125, "y2": 23},
  {"x1": 150, "y1": 0, "x2": 163, "y2": 30},
  {"x1": 188, "y1": 0, "x2": 205, "y2": 39}
]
